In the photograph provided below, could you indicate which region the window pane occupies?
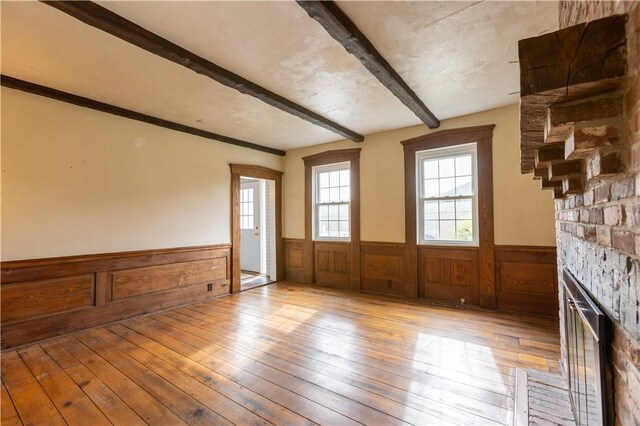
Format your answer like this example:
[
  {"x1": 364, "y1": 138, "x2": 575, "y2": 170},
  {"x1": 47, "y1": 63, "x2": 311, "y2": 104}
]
[
  {"x1": 330, "y1": 171, "x2": 340, "y2": 187},
  {"x1": 417, "y1": 146, "x2": 477, "y2": 244},
  {"x1": 455, "y1": 155, "x2": 472, "y2": 176},
  {"x1": 339, "y1": 204, "x2": 349, "y2": 220},
  {"x1": 247, "y1": 217, "x2": 254, "y2": 229},
  {"x1": 326, "y1": 205, "x2": 336, "y2": 220},
  {"x1": 340, "y1": 186, "x2": 349, "y2": 202},
  {"x1": 456, "y1": 220, "x2": 473, "y2": 241},
  {"x1": 247, "y1": 190, "x2": 253, "y2": 202},
  {"x1": 456, "y1": 176, "x2": 472, "y2": 196},
  {"x1": 423, "y1": 159, "x2": 438, "y2": 179},
  {"x1": 340, "y1": 169, "x2": 349, "y2": 186},
  {"x1": 440, "y1": 220, "x2": 456, "y2": 240},
  {"x1": 439, "y1": 158, "x2": 455, "y2": 178},
  {"x1": 339, "y1": 221, "x2": 349, "y2": 237},
  {"x1": 425, "y1": 220, "x2": 439, "y2": 240},
  {"x1": 424, "y1": 179, "x2": 438, "y2": 197},
  {"x1": 329, "y1": 221, "x2": 339, "y2": 235},
  {"x1": 424, "y1": 200, "x2": 439, "y2": 220},
  {"x1": 455, "y1": 199, "x2": 472, "y2": 220},
  {"x1": 330, "y1": 187, "x2": 339, "y2": 202},
  {"x1": 319, "y1": 221, "x2": 329, "y2": 237},
  {"x1": 439, "y1": 177, "x2": 456, "y2": 196},
  {"x1": 319, "y1": 172, "x2": 330, "y2": 188},
  {"x1": 319, "y1": 205, "x2": 328, "y2": 220},
  {"x1": 440, "y1": 200, "x2": 455, "y2": 220},
  {"x1": 319, "y1": 188, "x2": 330, "y2": 203}
]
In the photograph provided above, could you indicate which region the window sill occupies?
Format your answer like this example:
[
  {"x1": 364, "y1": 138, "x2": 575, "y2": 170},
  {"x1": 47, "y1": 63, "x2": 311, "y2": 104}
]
[
  {"x1": 418, "y1": 241, "x2": 479, "y2": 248},
  {"x1": 313, "y1": 238, "x2": 351, "y2": 243}
]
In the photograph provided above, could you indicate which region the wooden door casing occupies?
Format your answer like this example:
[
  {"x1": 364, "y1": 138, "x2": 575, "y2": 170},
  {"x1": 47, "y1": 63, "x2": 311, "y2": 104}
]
[{"x1": 418, "y1": 246, "x2": 479, "y2": 305}]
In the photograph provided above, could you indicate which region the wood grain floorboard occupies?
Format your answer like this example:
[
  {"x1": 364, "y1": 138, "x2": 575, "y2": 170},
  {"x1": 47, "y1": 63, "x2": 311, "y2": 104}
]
[{"x1": 1, "y1": 281, "x2": 560, "y2": 425}]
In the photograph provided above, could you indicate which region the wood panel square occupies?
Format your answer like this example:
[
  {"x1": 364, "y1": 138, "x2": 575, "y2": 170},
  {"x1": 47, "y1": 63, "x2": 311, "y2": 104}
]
[
  {"x1": 424, "y1": 257, "x2": 446, "y2": 284},
  {"x1": 501, "y1": 261, "x2": 556, "y2": 295},
  {"x1": 334, "y1": 252, "x2": 349, "y2": 273},
  {"x1": 363, "y1": 254, "x2": 402, "y2": 281},
  {"x1": 287, "y1": 248, "x2": 303, "y2": 269},
  {"x1": 1, "y1": 275, "x2": 94, "y2": 323},
  {"x1": 317, "y1": 251, "x2": 331, "y2": 272},
  {"x1": 451, "y1": 259, "x2": 473, "y2": 286}
]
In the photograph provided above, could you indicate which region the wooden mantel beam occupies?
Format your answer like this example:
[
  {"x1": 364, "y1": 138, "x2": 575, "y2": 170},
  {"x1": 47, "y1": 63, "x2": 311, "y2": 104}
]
[
  {"x1": 297, "y1": 0, "x2": 440, "y2": 129},
  {"x1": 41, "y1": 1, "x2": 364, "y2": 142},
  {"x1": 517, "y1": 14, "x2": 627, "y2": 173}
]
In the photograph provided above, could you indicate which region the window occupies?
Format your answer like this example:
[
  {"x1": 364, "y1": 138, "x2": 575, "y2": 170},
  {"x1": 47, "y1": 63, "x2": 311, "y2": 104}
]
[
  {"x1": 417, "y1": 143, "x2": 478, "y2": 244},
  {"x1": 313, "y1": 162, "x2": 350, "y2": 240},
  {"x1": 240, "y1": 187, "x2": 254, "y2": 230}
]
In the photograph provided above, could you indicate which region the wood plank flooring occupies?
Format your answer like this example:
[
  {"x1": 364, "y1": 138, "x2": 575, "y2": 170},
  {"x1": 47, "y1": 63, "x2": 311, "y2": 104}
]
[{"x1": 1, "y1": 282, "x2": 561, "y2": 425}]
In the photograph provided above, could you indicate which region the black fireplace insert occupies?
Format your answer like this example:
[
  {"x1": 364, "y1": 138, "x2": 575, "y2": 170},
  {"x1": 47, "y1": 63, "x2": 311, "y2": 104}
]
[{"x1": 562, "y1": 269, "x2": 608, "y2": 426}]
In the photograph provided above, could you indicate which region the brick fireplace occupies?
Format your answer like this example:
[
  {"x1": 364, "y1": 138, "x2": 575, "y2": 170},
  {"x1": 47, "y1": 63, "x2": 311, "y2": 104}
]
[{"x1": 518, "y1": 1, "x2": 640, "y2": 424}]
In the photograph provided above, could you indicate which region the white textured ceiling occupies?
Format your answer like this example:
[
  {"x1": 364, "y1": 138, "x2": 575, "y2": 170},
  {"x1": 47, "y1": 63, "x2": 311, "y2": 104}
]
[{"x1": 1, "y1": 1, "x2": 558, "y2": 152}]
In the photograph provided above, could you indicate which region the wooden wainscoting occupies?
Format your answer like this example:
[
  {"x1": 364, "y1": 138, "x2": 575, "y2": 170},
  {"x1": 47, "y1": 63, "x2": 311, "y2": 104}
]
[
  {"x1": 495, "y1": 245, "x2": 558, "y2": 317},
  {"x1": 360, "y1": 242, "x2": 408, "y2": 297},
  {"x1": 418, "y1": 246, "x2": 480, "y2": 305},
  {"x1": 0, "y1": 245, "x2": 231, "y2": 349},
  {"x1": 314, "y1": 241, "x2": 351, "y2": 288},
  {"x1": 283, "y1": 238, "x2": 305, "y2": 283}
]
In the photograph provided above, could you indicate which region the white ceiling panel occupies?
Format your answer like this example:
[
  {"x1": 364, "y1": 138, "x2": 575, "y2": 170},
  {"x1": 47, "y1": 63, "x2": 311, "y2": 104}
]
[
  {"x1": 1, "y1": 1, "x2": 340, "y2": 150},
  {"x1": 336, "y1": 1, "x2": 559, "y2": 120}
]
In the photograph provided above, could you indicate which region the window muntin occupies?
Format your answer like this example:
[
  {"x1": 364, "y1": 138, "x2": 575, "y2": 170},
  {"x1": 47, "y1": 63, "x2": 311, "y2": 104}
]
[
  {"x1": 313, "y1": 162, "x2": 350, "y2": 240},
  {"x1": 240, "y1": 187, "x2": 254, "y2": 230},
  {"x1": 417, "y1": 143, "x2": 478, "y2": 245}
]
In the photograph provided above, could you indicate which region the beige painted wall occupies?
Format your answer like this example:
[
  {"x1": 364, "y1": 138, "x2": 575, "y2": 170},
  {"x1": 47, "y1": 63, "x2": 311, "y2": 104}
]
[
  {"x1": 1, "y1": 88, "x2": 284, "y2": 261},
  {"x1": 283, "y1": 104, "x2": 557, "y2": 246}
]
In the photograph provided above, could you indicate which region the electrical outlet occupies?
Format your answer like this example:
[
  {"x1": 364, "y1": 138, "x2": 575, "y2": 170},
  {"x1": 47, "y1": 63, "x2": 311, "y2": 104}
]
[{"x1": 207, "y1": 283, "x2": 213, "y2": 291}]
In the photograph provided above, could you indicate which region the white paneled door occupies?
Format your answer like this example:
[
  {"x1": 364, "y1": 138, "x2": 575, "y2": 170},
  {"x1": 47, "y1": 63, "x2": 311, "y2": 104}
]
[{"x1": 240, "y1": 180, "x2": 261, "y2": 272}]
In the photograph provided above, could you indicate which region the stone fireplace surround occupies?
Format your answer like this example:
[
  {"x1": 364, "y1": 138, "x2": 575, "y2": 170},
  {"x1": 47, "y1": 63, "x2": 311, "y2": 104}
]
[{"x1": 519, "y1": 1, "x2": 640, "y2": 424}]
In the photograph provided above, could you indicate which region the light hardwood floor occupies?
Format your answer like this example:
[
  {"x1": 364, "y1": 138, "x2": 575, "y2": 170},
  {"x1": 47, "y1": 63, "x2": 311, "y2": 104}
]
[{"x1": 1, "y1": 282, "x2": 560, "y2": 425}]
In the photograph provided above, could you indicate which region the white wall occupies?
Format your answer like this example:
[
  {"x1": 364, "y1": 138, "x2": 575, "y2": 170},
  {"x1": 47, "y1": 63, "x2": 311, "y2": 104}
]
[
  {"x1": 283, "y1": 104, "x2": 557, "y2": 246},
  {"x1": 1, "y1": 88, "x2": 284, "y2": 260}
]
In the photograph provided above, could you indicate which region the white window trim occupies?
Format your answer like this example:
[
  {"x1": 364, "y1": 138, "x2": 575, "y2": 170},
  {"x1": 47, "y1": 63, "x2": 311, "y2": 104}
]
[
  {"x1": 312, "y1": 161, "x2": 351, "y2": 242},
  {"x1": 416, "y1": 143, "x2": 479, "y2": 246}
]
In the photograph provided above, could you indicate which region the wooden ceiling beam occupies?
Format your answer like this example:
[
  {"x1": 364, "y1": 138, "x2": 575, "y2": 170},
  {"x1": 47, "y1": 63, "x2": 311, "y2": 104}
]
[
  {"x1": 297, "y1": 0, "x2": 440, "y2": 129},
  {"x1": 41, "y1": 1, "x2": 364, "y2": 143},
  {"x1": 1, "y1": 75, "x2": 286, "y2": 156}
]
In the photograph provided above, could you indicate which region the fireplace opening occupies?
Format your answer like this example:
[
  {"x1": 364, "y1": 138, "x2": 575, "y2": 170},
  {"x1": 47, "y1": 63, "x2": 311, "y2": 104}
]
[{"x1": 562, "y1": 269, "x2": 609, "y2": 426}]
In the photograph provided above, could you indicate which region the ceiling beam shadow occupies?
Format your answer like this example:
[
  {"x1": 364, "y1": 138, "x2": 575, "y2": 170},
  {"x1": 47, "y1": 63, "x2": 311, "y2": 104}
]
[
  {"x1": 41, "y1": 1, "x2": 364, "y2": 142},
  {"x1": 297, "y1": 0, "x2": 440, "y2": 129},
  {"x1": 1, "y1": 75, "x2": 286, "y2": 156}
]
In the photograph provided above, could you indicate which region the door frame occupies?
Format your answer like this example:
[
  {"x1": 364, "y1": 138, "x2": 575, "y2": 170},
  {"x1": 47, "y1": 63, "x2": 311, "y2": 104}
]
[{"x1": 230, "y1": 164, "x2": 283, "y2": 293}]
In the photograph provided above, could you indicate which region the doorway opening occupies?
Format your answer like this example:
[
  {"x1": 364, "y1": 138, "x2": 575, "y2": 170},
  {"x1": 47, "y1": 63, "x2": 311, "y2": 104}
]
[
  {"x1": 240, "y1": 177, "x2": 276, "y2": 291},
  {"x1": 230, "y1": 164, "x2": 283, "y2": 293}
]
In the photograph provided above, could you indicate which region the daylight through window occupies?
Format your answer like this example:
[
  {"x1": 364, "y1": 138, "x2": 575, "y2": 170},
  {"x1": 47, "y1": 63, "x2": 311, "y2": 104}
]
[
  {"x1": 313, "y1": 162, "x2": 350, "y2": 240},
  {"x1": 417, "y1": 143, "x2": 478, "y2": 244}
]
